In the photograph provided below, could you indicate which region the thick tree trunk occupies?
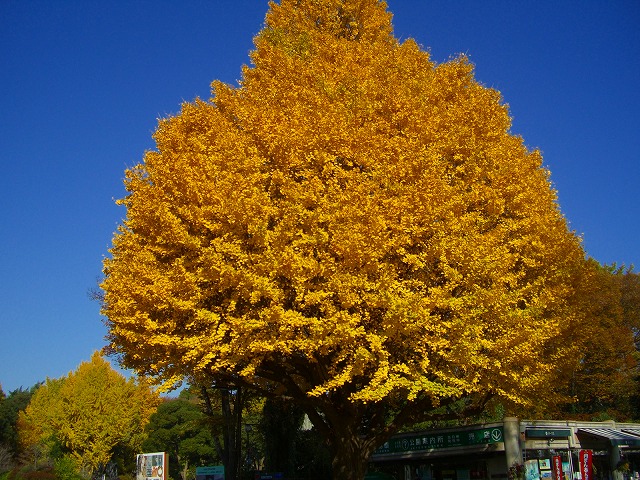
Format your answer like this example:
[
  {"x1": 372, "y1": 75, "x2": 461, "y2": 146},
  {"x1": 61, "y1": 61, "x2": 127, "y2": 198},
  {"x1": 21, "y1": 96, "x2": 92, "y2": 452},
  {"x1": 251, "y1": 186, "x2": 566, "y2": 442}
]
[
  {"x1": 221, "y1": 388, "x2": 243, "y2": 480},
  {"x1": 327, "y1": 428, "x2": 373, "y2": 480},
  {"x1": 200, "y1": 385, "x2": 245, "y2": 480}
]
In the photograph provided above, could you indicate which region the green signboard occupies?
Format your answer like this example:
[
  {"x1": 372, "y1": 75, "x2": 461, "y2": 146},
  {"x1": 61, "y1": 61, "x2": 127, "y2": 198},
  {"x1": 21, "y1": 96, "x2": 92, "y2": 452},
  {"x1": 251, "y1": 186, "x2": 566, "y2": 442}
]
[
  {"x1": 373, "y1": 426, "x2": 504, "y2": 455},
  {"x1": 525, "y1": 429, "x2": 571, "y2": 439},
  {"x1": 196, "y1": 466, "x2": 224, "y2": 480}
]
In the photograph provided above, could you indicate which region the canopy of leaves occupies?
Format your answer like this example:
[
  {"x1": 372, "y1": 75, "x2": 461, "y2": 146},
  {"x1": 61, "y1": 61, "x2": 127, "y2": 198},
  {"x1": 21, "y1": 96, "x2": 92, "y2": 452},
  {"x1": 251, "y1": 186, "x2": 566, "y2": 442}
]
[
  {"x1": 17, "y1": 352, "x2": 159, "y2": 475},
  {"x1": 101, "y1": 0, "x2": 585, "y2": 476}
]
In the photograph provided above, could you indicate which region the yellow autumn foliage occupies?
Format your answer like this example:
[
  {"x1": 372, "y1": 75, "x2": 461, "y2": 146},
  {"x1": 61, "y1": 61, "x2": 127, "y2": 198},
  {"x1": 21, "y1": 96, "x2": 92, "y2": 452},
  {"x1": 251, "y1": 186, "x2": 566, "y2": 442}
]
[
  {"x1": 18, "y1": 352, "x2": 159, "y2": 474},
  {"x1": 102, "y1": 0, "x2": 583, "y2": 449}
]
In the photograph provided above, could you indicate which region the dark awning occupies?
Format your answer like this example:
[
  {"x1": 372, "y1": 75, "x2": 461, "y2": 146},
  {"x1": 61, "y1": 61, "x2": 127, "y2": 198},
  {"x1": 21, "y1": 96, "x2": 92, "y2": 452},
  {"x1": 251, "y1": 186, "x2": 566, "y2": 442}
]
[
  {"x1": 578, "y1": 428, "x2": 640, "y2": 447},
  {"x1": 621, "y1": 428, "x2": 640, "y2": 438}
]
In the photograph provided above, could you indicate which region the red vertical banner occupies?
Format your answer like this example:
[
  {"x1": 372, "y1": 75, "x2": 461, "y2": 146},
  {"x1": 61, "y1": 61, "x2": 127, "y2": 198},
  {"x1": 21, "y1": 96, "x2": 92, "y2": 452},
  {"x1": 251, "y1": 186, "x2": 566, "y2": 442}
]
[
  {"x1": 552, "y1": 455, "x2": 563, "y2": 480},
  {"x1": 579, "y1": 450, "x2": 593, "y2": 480}
]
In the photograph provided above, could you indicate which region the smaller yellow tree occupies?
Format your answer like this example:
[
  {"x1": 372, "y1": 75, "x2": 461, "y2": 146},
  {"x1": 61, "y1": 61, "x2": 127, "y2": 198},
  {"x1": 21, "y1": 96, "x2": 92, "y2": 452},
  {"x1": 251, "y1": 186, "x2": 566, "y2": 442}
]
[
  {"x1": 559, "y1": 262, "x2": 640, "y2": 420},
  {"x1": 18, "y1": 352, "x2": 160, "y2": 476},
  {"x1": 16, "y1": 378, "x2": 65, "y2": 468}
]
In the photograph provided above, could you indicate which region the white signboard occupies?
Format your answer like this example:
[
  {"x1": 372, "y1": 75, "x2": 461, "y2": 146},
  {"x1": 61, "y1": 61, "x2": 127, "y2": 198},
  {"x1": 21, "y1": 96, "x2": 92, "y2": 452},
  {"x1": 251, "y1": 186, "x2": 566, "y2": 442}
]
[{"x1": 136, "y1": 452, "x2": 167, "y2": 480}]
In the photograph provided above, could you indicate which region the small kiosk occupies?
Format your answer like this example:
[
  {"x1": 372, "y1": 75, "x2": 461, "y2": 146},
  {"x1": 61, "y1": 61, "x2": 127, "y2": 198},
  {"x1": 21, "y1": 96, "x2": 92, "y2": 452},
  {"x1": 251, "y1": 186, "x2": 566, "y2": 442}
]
[{"x1": 369, "y1": 418, "x2": 640, "y2": 480}]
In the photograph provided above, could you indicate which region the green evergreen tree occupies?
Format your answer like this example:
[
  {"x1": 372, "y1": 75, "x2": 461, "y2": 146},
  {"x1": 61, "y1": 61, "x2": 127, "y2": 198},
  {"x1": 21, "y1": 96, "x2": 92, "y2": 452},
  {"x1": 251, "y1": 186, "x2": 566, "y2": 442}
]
[
  {"x1": 143, "y1": 399, "x2": 218, "y2": 480},
  {"x1": 0, "y1": 384, "x2": 40, "y2": 466}
]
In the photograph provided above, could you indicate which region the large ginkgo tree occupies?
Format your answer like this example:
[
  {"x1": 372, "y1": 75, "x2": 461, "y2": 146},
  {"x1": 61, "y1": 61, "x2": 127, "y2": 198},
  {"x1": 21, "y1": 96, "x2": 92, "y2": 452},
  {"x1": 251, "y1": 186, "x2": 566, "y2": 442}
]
[{"x1": 101, "y1": 1, "x2": 585, "y2": 478}]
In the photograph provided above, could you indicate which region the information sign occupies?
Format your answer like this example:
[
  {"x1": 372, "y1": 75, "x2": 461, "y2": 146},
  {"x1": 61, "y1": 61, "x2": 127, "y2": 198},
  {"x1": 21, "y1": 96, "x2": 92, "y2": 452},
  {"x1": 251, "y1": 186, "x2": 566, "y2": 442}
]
[
  {"x1": 196, "y1": 466, "x2": 224, "y2": 480},
  {"x1": 374, "y1": 426, "x2": 504, "y2": 455},
  {"x1": 525, "y1": 429, "x2": 571, "y2": 439}
]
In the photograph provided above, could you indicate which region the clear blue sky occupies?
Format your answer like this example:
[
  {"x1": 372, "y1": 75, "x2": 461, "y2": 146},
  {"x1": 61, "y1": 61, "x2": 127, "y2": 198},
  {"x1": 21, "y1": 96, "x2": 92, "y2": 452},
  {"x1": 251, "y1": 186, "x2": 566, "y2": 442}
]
[{"x1": 1, "y1": 1, "x2": 638, "y2": 393}]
